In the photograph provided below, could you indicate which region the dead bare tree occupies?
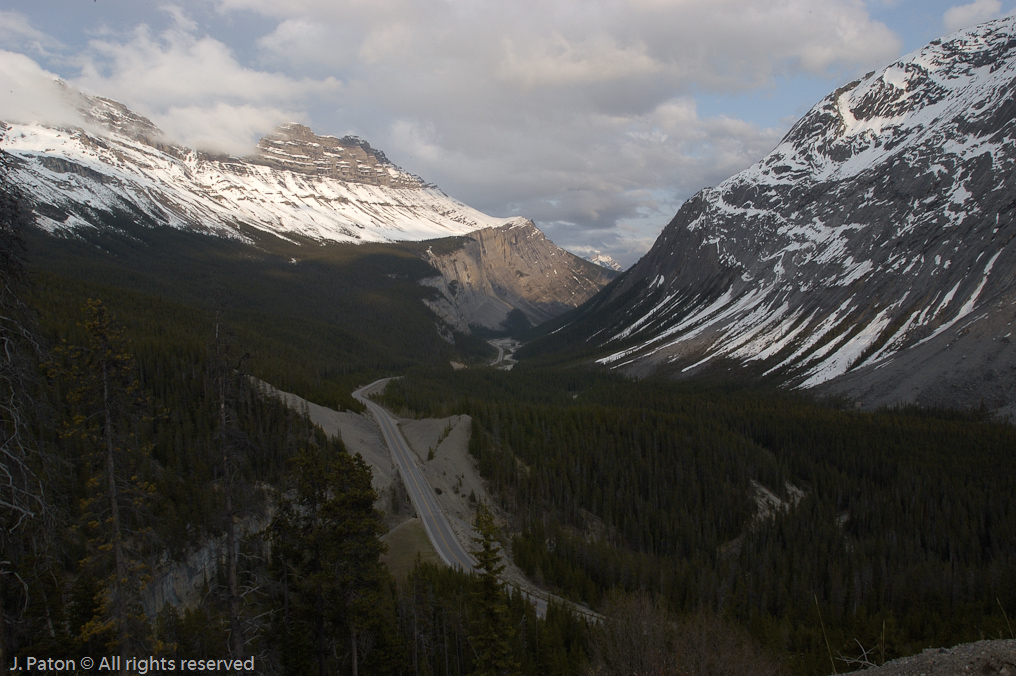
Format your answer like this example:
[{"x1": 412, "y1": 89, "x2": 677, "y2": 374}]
[
  {"x1": 0, "y1": 144, "x2": 44, "y2": 673},
  {"x1": 586, "y1": 591, "x2": 680, "y2": 676},
  {"x1": 208, "y1": 289, "x2": 254, "y2": 660}
]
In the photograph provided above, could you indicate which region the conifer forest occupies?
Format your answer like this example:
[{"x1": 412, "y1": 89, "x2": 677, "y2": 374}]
[{"x1": 3, "y1": 145, "x2": 1016, "y2": 676}]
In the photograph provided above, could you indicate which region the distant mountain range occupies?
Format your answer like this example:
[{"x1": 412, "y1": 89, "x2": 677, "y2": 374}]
[
  {"x1": 584, "y1": 252, "x2": 624, "y2": 272},
  {"x1": 2, "y1": 92, "x2": 613, "y2": 334},
  {"x1": 531, "y1": 16, "x2": 1016, "y2": 414}
]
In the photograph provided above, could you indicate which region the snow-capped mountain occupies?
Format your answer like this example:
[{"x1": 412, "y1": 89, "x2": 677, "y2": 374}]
[
  {"x1": 3, "y1": 91, "x2": 618, "y2": 332},
  {"x1": 584, "y1": 252, "x2": 624, "y2": 272},
  {"x1": 1, "y1": 95, "x2": 510, "y2": 244},
  {"x1": 540, "y1": 17, "x2": 1016, "y2": 411}
]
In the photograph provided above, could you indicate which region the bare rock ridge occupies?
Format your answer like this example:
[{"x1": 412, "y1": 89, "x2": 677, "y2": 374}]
[
  {"x1": 3, "y1": 93, "x2": 508, "y2": 244},
  {"x1": 3, "y1": 89, "x2": 615, "y2": 331},
  {"x1": 540, "y1": 16, "x2": 1016, "y2": 413},
  {"x1": 253, "y1": 123, "x2": 425, "y2": 189},
  {"x1": 838, "y1": 639, "x2": 1016, "y2": 676},
  {"x1": 421, "y1": 218, "x2": 618, "y2": 332}
]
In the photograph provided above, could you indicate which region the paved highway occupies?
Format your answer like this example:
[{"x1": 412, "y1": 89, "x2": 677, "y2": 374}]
[
  {"x1": 354, "y1": 379, "x2": 601, "y2": 620},
  {"x1": 353, "y1": 380, "x2": 477, "y2": 572}
]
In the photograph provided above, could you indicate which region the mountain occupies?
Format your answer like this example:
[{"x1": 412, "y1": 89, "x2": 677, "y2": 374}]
[
  {"x1": 584, "y1": 252, "x2": 624, "y2": 272},
  {"x1": 418, "y1": 219, "x2": 618, "y2": 332},
  {"x1": 2, "y1": 95, "x2": 509, "y2": 244},
  {"x1": 3, "y1": 92, "x2": 616, "y2": 335},
  {"x1": 531, "y1": 17, "x2": 1016, "y2": 412}
]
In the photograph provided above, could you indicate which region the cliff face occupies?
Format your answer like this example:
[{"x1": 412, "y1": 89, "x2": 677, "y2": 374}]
[
  {"x1": 253, "y1": 123, "x2": 425, "y2": 189},
  {"x1": 420, "y1": 219, "x2": 617, "y2": 332},
  {"x1": 536, "y1": 17, "x2": 1016, "y2": 411}
]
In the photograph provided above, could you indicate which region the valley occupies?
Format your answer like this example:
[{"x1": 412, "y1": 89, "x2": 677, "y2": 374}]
[{"x1": 3, "y1": 13, "x2": 1016, "y2": 676}]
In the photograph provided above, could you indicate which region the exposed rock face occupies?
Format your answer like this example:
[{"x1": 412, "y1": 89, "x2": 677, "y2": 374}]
[
  {"x1": 541, "y1": 17, "x2": 1016, "y2": 412},
  {"x1": 3, "y1": 96, "x2": 510, "y2": 244},
  {"x1": 585, "y1": 252, "x2": 624, "y2": 272},
  {"x1": 254, "y1": 123, "x2": 424, "y2": 189},
  {"x1": 421, "y1": 219, "x2": 618, "y2": 331},
  {"x1": 838, "y1": 639, "x2": 1016, "y2": 676}
]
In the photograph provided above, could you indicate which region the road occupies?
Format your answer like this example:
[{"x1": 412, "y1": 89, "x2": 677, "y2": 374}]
[
  {"x1": 353, "y1": 378, "x2": 603, "y2": 620},
  {"x1": 487, "y1": 338, "x2": 518, "y2": 369},
  {"x1": 353, "y1": 380, "x2": 477, "y2": 572}
]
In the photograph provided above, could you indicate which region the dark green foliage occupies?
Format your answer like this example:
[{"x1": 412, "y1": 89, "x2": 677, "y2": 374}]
[
  {"x1": 5, "y1": 272, "x2": 402, "y2": 670},
  {"x1": 23, "y1": 219, "x2": 490, "y2": 412},
  {"x1": 52, "y1": 299, "x2": 156, "y2": 655},
  {"x1": 0, "y1": 148, "x2": 43, "y2": 534},
  {"x1": 468, "y1": 504, "x2": 518, "y2": 676},
  {"x1": 269, "y1": 445, "x2": 402, "y2": 676},
  {"x1": 0, "y1": 147, "x2": 45, "y2": 673},
  {"x1": 378, "y1": 366, "x2": 1016, "y2": 674},
  {"x1": 398, "y1": 560, "x2": 589, "y2": 676}
]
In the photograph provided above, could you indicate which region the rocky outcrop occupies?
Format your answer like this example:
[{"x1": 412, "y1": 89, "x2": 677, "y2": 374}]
[
  {"x1": 3, "y1": 96, "x2": 510, "y2": 244},
  {"x1": 254, "y1": 123, "x2": 424, "y2": 189},
  {"x1": 838, "y1": 640, "x2": 1016, "y2": 676},
  {"x1": 540, "y1": 17, "x2": 1016, "y2": 412},
  {"x1": 420, "y1": 218, "x2": 617, "y2": 331}
]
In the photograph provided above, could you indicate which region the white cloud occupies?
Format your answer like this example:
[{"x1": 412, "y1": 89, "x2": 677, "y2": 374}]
[
  {"x1": 156, "y1": 103, "x2": 302, "y2": 156},
  {"x1": 4, "y1": 1, "x2": 906, "y2": 263},
  {"x1": 0, "y1": 50, "x2": 85, "y2": 129},
  {"x1": 943, "y1": 0, "x2": 1005, "y2": 32},
  {"x1": 234, "y1": 0, "x2": 900, "y2": 263},
  {"x1": 67, "y1": 9, "x2": 340, "y2": 152},
  {"x1": 0, "y1": 10, "x2": 59, "y2": 56}
]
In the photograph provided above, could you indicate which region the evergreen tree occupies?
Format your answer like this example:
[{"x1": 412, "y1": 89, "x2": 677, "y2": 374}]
[
  {"x1": 54, "y1": 299, "x2": 155, "y2": 663},
  {"x1": 269, "y1": 445, "x2": 400, "y2": 676},
  {"x1": 209, "y1": 302, "x2": 251, "y2": 659},
  {"x1": 468, "y1": 504, "x2": 518, "y2": 676}
]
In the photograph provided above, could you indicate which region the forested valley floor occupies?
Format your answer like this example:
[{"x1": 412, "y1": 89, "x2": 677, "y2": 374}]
[{"x1": 4, "y1": 153, "x2": 1016, "y2": 675}]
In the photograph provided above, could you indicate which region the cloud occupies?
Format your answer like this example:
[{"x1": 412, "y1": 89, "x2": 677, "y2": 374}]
[
  {"x1": 67, "y1": 7, "x2": 340, "y2": 153},
  {"x1": 250, "y1": 0, "x2": 901, "y2": 93},
  {"x1": 234, "y1": 0, "x2": 900, "y2": 262},
  {"x1": 943, "y1": 0, "x2": 1005, "y2": 32},
  {"x1": 0, "y1": 50, "x2": 85, "y2": 129},
  {"x1": 0, "y1": 10, "x2": 60, "y2": 56},
  {"x1": 385, "y1": 93, "x2": 782, "y2": 266},
  {"x1": 156, "y1": 103, "x2": 303, "y2": 156},
  {"x1": 4, "y1": 1, "x2": 905, "y2": 263}
]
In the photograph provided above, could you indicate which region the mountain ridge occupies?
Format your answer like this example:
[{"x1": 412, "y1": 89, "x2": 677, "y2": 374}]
[
  {"x1": 419, "y1": 218, "x2": 618, "y2": 332},
  {"x1": 531, "y1": 16, "x2": 1016, "y2": 412},
  {"x1": 2, "y1": 94, "x2": 511, "y2": 245},
  {"x1": 4, "y1": 90, "x2": 616, "y2": 336}
]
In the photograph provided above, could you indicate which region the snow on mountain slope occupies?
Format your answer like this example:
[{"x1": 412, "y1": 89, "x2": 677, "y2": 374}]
[
  {"x1": 584, "y1": 252, "x2": 624, "y2": 272},
  {"x1": 1, "y1": 96, "x2": 510, "y2": 244},
  {"x1": 542, "y1": 16, "x2": 1016, "y2": 411}
]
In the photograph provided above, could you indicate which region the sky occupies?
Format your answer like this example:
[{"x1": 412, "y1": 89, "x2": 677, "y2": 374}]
[{"x1": 1, "y1": 0, "x2": 1014, "y2": 267}]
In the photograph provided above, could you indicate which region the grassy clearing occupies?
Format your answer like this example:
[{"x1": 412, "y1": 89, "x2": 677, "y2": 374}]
[{"x1": 382, "y1": 518, "x2": 445, "y2": 581}]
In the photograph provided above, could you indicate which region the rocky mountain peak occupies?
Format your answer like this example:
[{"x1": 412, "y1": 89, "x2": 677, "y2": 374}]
[
  {"x1": 4, "y1": 94, "x2": 510, "y2": 244},
  {"x1": 585, "y1": 252, "x2": 623, "y2": 272},
  {"x1": 253, "y1": 123, "x2": 424, "y2": 188},
  {"x1": 537, "y1": 16, "x2": 1016, "y2": 413},
  {"x1": 76, "y1": 93, "x2": 166, "y2": 145},
  {"x1": 762, "y1": 15, "x2": 1016, "y2": 185},
  {"x1": 421, "y1": 219, "x2": 618, "y2": 332}
]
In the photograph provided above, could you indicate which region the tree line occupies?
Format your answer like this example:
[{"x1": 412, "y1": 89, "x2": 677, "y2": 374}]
[
  {"x1": 1, "y1": 148, "x2": 597, "y2": 676},
  {"x1": 378, "y1": 365, "x2": 1016, "y2": 674}
]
